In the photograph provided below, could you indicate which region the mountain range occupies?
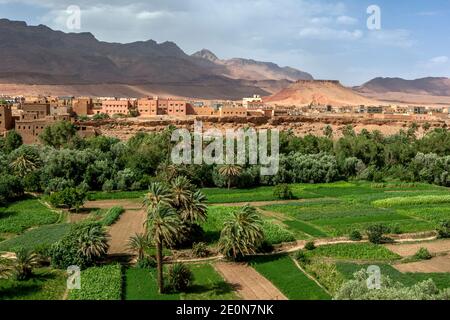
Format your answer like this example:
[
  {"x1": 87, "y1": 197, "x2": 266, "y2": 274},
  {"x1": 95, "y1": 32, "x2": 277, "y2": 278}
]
[
  {"x1": 0, "y1": 19, "x2": 311, "y2": 99},
  {"x1": 355, "y1": 77, "x2": 450, "y2": 105}
]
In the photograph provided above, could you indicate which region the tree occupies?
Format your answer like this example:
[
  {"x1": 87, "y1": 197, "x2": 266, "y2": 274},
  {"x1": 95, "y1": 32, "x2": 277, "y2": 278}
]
[
  {"x1": 39, "y1": 121, "x2": 77, "y2": 148},
  {"x1": 143, "y1": 182, "x2": 171, "y2": 210},
  {"x1": 334, "y1": 269, "x2": 450, "y2": 300},
  {"x1": 218, "y1": 164, "x2": 243, "y2": 189},
  {"x1": 323, "y1": 125, "x2": 333, "y2": 138},
  {"x1": 13, "y1": 248, "x2": 39, "y2": 281},
  {"x1": 218, "y1": 205, "x2": 264, "y2": 260},
  {"x1": 128, "y1": 233, "x2": 151, "y2": 260},
  {"x1": 179, "y1": 190, "x2": 208, "y2": 224},
  {"x1": 49, "y1": 187, "x2": 86, "y2": 212},
  {"x1": 9, "y1": 146, "x2": 42, "y2": 177},
  {"x1": 169, "y1": 176, "x2": 194, "y2": 209},
  {"x1": 77, "y1": 223, "x2": 110, "y2": 260},
  {"x1": 146, "y1": 204, "x2": 181, "y2": 293},
  {"x1": 0, "y1": 259, "x2": 12, "y2": 280},
  {"x1": 3, "y1": 130, "x2": 23, "y2": 153}
]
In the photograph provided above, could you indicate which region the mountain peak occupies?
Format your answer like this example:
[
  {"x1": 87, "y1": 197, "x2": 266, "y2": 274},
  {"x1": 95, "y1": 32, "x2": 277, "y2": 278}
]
[{"x1": 192, "y1": 49, "x2": 219, "y2": 62}]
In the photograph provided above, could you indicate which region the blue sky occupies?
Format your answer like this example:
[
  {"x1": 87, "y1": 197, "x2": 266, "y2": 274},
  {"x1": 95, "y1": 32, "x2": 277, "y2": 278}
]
[{"x1": 0, "y1": 0, "x2": 449, "y2": 85}]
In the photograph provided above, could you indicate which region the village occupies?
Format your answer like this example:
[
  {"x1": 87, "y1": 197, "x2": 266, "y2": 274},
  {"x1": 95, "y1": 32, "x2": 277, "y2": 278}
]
[{"x1": 1, "y1": 92, "x2": 450, "y2": 144}]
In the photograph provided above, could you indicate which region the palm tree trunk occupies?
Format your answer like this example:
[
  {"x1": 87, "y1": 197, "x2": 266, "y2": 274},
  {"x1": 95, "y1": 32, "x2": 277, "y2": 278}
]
[
  {"x1": 227, "y1": 177, "x2": 231, "y2": 190},
  {"x1": 156, "y1": 239, "x2": 164, "y2": 294}
]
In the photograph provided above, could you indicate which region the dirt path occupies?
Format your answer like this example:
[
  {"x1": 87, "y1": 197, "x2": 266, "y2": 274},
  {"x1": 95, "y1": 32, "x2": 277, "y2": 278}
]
[
  {"x1": 85, "y1": 199, "x2": 142, "y2": 210},
  {"x1": 107, "y1": 209, "x2": 146, "y2": 255},
  {"x1": 214, "y1": 262, "x2": 287, "y2": 300}
]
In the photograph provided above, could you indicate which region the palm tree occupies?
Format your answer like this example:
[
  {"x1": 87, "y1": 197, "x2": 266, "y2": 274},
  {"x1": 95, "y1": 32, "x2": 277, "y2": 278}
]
[
  {"x1": 77, "y1": 224, "x2": 110, "y2": 261},
  {"x1": 218, "y1": 205, "x2": 264, "y2": 260},
  {"x1": 0, "y1": 259, "x2": 12, "y2": 280},
  {"x1": 9, "y1": 151, "x2": 41, "y2": 177},
  {"x1": 128, "y1": 233, "x2": 150, "y2": 260},
  {"x1": 143, "y1": 182, "x2": 171, "y2": 211},
  {"x1": 13, "y1": 248, "x2": 39, "y2": 280},
  {"x1": 169, "y1": 176, "x2": 193, "y2": 209},
  {"x1": 218, "y1": 164, "x2": 243, "y2": 189},
  {"x1": 147, "y1": 204, "x2": 181, "y2": 293},
  {"x1": 179, "y1": 190, "x2": 208, "y2": 224}
]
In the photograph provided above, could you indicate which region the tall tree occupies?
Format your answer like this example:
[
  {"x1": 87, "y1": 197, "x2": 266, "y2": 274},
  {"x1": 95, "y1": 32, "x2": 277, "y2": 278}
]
[
  {"x1": 218, "y1": 164, "x2": 243, "y2": 189},
  {"x1": 146, "y1": 204, "x2": 181, "y2": 293},
  {"x1": 143, "y1": 182, "x2": 171, "y2": 210},
  {"x1": 9, "y1": 147, "x2": 42, "y2": 177}
]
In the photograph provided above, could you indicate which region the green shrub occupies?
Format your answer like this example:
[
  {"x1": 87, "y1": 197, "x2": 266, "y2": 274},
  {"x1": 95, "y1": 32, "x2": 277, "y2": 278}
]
[
  {"x1": 69, "y1": 264, "x2": 122, "y2": 300},
  {"x1": 437, "y1": 220, "x2": 450, "y2": 239},
  {"x1": 167, "y1": 263, "x2": 193, "y2": 292},
  {"x1": 304, "y1": 241, "x2": 316, "y2": 251},
  {"x1": 303, "y1": 262, "x2": 345, "y2": 295},
  {"x1": 192, "y1": 242, "x2": 210, "y2": 258},
  {"x1": 49, "y1": 187, "x2": 86, "y2": 212},
  {"x1": 349, "y1": 230, "x2": 362, "y2": 241},
  {"x1": 101, "y1": 206, "x2": 124, "y2": 226},
  {"x1": 136, "y1": 256, "x2": 156, "y2": 269},
  {"x1": 414, "y1": 248, "x2": 432, "y2": 260},
  {"x1": 295, "y1": 250, "x2": 310, "y2": 265},
  {"x1": 273, "y1": 184, "x2": 294, "y2": 200},
  {"x1": 366, "y1": 224, "x2": 390, "y2": 244},
  {"x1": 51, "y1": 222, "x2": 109, "y2": 269}
]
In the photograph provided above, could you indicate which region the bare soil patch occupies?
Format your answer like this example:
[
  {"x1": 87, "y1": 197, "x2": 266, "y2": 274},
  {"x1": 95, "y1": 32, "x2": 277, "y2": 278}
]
[
  {"x1": 395, "y1": 255, "x2": 450, "y2": 273},
  {"x1": 214, "y1": 262, "x2": 287, "y2": 300},
  {"x1": 385, "y1": 239, "x2": 450, "y2": 257}
]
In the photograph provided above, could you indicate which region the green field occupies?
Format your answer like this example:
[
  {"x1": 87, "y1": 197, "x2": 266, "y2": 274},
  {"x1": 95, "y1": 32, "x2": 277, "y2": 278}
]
[
  {"x1": 0, "y1": 199, "x2": 60, "y2": 235},
  {"x1": 250, "y1": 255, "x2": 330, "y2": 300},
  {"x1": 308, "y1": 243, "x2": 401, "y2": 261},
  {"x1": 69, "y1": 264, "x2": 123, "y2": 300},
  {"x1": 0, "y1": 268, "x2": 66, "y2": 300},
  {"x1": 0, "y1": 224, "x2": 70, "y2": 252},
  {"x1": 125, "y1": 263, "x2": 238, "y2": 300},
  {"x1": 202, "y1": 206, "x2": 295, "y2": 245}
]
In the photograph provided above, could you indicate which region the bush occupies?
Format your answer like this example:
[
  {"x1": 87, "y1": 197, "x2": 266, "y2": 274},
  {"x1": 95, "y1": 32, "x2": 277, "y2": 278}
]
[
  {"x1": 437, "y1": 220, "x2": 450, "y2": 239},
  {"x1": 102, "y1": 180, "x2": 114, "y2": 192},
  {"x1": 49, "y1": 187, "x2": 86, "y2": 212},
  {"x1": 349, "y1": 230, "x2": 362, "y2": 241},
  {"x1": 366, "y1": 224, "x2": 390, "y2": 244},
  {"x1": 167, "y1": 263, "x2": 193, "y2": 292},
  {"x1": 414, "y1": 248, "x2": 432, "y2": 260},
  {"x1": 192, "y1": 242, "x2": 210, "y2": 258},
  {"x1": 304, "y1": 262, "x2": 345, "y2": 295},
  {"x1": 273, "y1": 184, "x2": 294, "y2": 200},
  {"x1": 51, "y1": 222, "x2": 109, "y2": 269},
  {"x1": 101, "y1": 206, "x2": 124, "y2": 226},
  {"x1": 304, "y1": 241, "x2": 316, "y2": 251},
  {"x1": 136, "y1": 256, "x2": 156, "y2": 269},
  {"x1": 295, "y1": 250, "x2": 310, "y2": 265}
]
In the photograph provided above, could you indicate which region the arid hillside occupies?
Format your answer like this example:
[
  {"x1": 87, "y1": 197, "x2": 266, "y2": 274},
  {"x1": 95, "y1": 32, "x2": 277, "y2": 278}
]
[
  {"x1": 265, "y1": 80, "x2": 378, "y2": 106},
  {"x1": 356, "y1": 77, "x2": 450, "y2": 106}
]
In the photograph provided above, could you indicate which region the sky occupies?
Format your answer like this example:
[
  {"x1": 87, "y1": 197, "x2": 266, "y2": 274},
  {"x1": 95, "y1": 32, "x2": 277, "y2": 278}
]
[{"x1": 0, "y1": 0, "x2": 449, "y2": 85}]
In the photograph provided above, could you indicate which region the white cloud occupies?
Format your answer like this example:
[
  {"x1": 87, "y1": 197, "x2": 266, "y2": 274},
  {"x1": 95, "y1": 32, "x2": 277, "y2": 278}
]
[
  {"x1": 336, "y1": 15, "x2": 357, "y2": 25},
  {"x1": 298, "y1": 27, "x2": 363, "y2": 41},
  {"x1": 365, "y1": 29, "x2": 415, "y2": 48},
  {"x1": 429, "y1": 56, "x2": 448, "y2": 64}
]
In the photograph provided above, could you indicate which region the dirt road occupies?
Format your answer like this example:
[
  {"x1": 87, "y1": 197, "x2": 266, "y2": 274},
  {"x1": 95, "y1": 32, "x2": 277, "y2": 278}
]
[{"x1": 214, "y1": 262, "x2": 287, "y2": 300}]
